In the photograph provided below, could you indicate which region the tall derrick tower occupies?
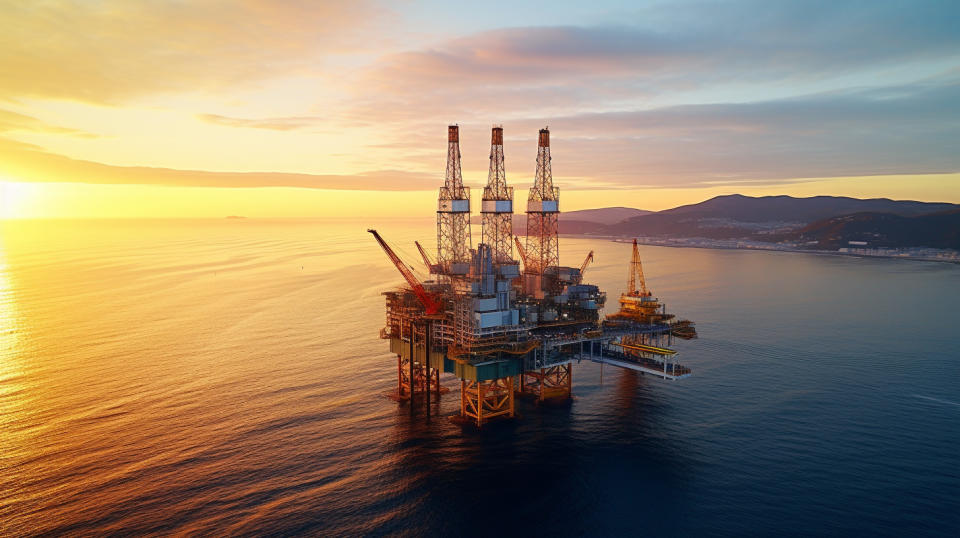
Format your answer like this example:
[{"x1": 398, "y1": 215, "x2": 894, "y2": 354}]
[
  {"x1": 481, "y1": 126, "x2": 515, "y2": 267},
  {"x1": 437, "y1": 125, "x2": 472, "y2": 276},
  {"x1": 524, "y1": 128, "x2": 559, "y2": 296}
]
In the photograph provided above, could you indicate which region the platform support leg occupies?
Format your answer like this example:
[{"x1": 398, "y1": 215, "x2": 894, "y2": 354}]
[
  {"x1": 477, "y1": 382, "x2": 484, "y2": 425},
  {"x1": 523, "y1": 364, "x2": 572, "y2": 402},
  {"x1": 408, "y1": 321, "x2": 415, "y2": 402},
  {"x1": 425, "y1": 320, "x2": 431, "y2": 410},
  {"x1": 460, "y1": 377, "x2": 516, "y2": 426},
  {"x1": 539, "y1": 368, "x2": 545, "y2": 401}
]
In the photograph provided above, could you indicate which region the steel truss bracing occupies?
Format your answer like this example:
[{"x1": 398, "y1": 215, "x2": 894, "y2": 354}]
[
  {"x1": 481, "y1": 126, "x2": 515, "y2": 264},
  {"x1": 525, "y1": 128, "x2": 559, "y2": 282},
  {"x1": 628, "y1": 239, "x2": 648, "y2": 296},
  {"x1": 437, "y1": 125, "x2": 472, "y2": 274},
  {"x1": 397, "y1": 355, "x2": 440, "y2": 399},
  {"x1": 461, "y1": 377, "x2": 515, "y2": 426},
  {"x1": 520, "y1": 363, "x2": 572, "y2": 401},
  {"x1": 452, "y1": 294, "x2": 477, "y2": 349},
  {"x1": 395, "y1": 319, "x2": 443, "y2": 402}
]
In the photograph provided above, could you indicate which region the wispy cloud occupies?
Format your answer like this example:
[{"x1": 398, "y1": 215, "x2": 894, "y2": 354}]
[
  {"x1": 339, "y1": 0, "x2": 960, "y2": 188},
  {"x1": 0, "y1": 1, "x2": 380, "y2": 104},
  {"x1": 5, "y1": 76, "x2": 957, "y2": 191},
  {"x1": 196, "y1": 114, "x2": 322, "y2": 131},
  {"x1": 0, "y1": 109, "x2": 99, "y2": 138},
  {"x1": 534, "y1": 78, "x2": 960, "y2": 186},
  {"x1": 1, "y1": 0, "x2": 957, "y2": 198},
  {"x1": 0, "y1": 136, "x2": 435, "y2": 190},
  {"x1": 355, "y1": 0, "x2": 960, "y2": 118}
]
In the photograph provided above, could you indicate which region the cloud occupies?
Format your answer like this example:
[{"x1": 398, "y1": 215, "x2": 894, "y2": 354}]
[
  {"x1": 344, "y1": 76, "x2": 960, "y2": 190},
  {"x1": 0, "y1": 0, "x2": 379, "y2": 104},
  {"x1": 0, "y1": 109, "x2": 99, "y2": 138},
  {"x1": 337, "y1": 0, "x2": 960, "y2": 189},
  {"x1": 4, "y1": 78, "x2": 955, "y2": 193},
  {"x1": 196, "y1": 114, "x2": 322, "y2": 131},
  {"x1": 2, "y1": 0, "x2": 957, "y2": 196},
  {"x1": 532, "y1": 78, "x2": 960, "y2": 187},
  {"x1": 0, "y1": 136, "x2": 436, "y2": 190},
  {"x1": 352, "y1": 1, "x2": 960, "y2": 122}
]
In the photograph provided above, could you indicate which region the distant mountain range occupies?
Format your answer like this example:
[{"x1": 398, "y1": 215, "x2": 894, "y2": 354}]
[
  {"x1": 562, "y1": 207, "x2": 652, "y2": 224},
  {"x1": 554, "y1": 195, "x2": 960, "y2": 251},
  {"x1": 787, "y1": 208, "x2": 960, "y2": 250},
  {"x1": 654, "y1": 194, "x2": 955, "y2": 222},
  {"x1": 472, "y1": 206, "x2": 651, "y2": 233}
]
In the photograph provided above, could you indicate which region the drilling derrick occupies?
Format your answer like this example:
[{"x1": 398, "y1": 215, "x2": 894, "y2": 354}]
[
  {"x1": 524, "y1": 128, "x2": 559, "y2": 297},
  {"x1": 481, "y1": 126, "x2": 518, "y2": 277},
  {"x1": 607, "y1": 239, "x2": 698, "y2": 339},
  {"x1": 437, "y1": 125, "x2": 472, "y2": 276}
]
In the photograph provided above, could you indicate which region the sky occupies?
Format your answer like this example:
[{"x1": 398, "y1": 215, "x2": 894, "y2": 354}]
[{"x1": 0, "y1": 0, "x2": 958, "y2": 218}]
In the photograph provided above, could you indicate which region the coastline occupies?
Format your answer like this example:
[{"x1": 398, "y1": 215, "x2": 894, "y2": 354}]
[{"x1": 564, "y1": 234, "x2": 960, "y2": 265}]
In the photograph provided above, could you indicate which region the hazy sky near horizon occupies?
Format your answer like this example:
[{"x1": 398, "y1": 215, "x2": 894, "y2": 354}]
[{"x1": 1, "y1": 0, "x2": 958, "y2": 217}]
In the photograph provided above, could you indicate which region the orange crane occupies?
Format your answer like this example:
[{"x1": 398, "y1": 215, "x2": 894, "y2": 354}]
[
  {"x1": 514, "y1": 236, "x2": 528, "y2": 270},
  {"x1": 627, "y1": 239, "x2": 649, "y2": 297},
  {"x1": 369, "y1": 229, "x2": 442, "y2": 314},
  {"x1": 414, "y1": 240, "x2": 439, "y2": 273},
  {"x1": 579, "y1": 250, "x2": 594, "y2": 275}
]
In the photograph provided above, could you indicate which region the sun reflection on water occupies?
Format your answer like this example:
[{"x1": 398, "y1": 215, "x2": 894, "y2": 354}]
[
  {"x1": 0, "y1": 235, "x2": 25, "y2": 440},
  {"x1": 0, "y1": 241, "x2": 20, "y2": 365}
]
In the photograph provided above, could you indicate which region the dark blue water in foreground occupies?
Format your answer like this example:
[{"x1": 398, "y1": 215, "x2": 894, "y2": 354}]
[{"x1": 1, "y1": 219, "x2": 958, "y2": 536}]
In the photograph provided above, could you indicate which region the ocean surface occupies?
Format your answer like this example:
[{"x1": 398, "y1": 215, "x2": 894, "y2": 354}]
[{"x1": 1, "y1": 218, "x2": 958, "y2": 536}]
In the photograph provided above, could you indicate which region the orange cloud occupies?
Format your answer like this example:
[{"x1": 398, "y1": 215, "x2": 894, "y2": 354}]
[
  {"x1": 0, "y1": 1, "x2": 379, "y2": 104},
  {"x1": 0, "y1": 137, "x2": 435, "y2": 190},
  {"x1": 196, "y1": 114, "x2": 323, "y2": 131},
  {"x1": 0, "y1": 109, "x2": 99, "y2": 138}
]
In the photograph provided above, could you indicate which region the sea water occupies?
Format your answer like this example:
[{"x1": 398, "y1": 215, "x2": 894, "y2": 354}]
[{"x1": 0, "y1": 218, "x2": 957, "y2": 535}]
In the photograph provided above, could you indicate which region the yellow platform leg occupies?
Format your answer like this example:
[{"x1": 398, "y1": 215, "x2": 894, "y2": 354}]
[{"x1": 461, "y1": 377, "x2": 515, "y2": 426}]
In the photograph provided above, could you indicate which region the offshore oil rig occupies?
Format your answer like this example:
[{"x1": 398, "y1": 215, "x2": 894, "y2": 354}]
[{"x1": 369, "y1": 125, "x2": 696, "y2": 426}]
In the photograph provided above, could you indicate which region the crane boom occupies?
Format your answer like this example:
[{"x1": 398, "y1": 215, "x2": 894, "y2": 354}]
[
  {"x1": 513, "y1": 236, "x2": 528, "y2": 268},
  {"x1": 579, "y1": 250, "x2": 594, "y2": 275},
  {"x1": 368, "y1": 229, "x2": 442, "y2": 314},
  {"x1": 627, "y1": 239, "x2": 648, "y2": 296},
  {"x1": 414, "y1": 240, "x2": 438, "y2": 273}
]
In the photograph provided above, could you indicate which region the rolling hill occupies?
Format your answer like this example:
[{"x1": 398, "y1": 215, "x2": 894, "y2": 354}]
[
  {"x1": 605, "y1": 195, "x2": 959, "y2": 241},
  {"x1": 472, "y1": 206, "x2": 651, "y2": 233},
  {"x1": 787, "y1": 208, "x2": 960, "y2": 250},
  {"x1": 466, "y1": 194, "x2": 959, "y2": 251},
  {"x1": 658, "y1": 194, "x2": 956, "y2": 222}
]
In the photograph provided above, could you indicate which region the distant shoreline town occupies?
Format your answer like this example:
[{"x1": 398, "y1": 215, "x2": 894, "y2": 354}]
[
  {"x1": 602, "y1": 236, "x2": 960, "y2": 264},
  {"x1": 534, "y1": 194, "x2": 960, "y2": 265}
]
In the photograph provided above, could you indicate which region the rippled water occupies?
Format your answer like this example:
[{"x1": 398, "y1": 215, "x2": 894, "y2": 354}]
[{"x1": 1, "y1": 218, "x2": 958, "y2": 536}]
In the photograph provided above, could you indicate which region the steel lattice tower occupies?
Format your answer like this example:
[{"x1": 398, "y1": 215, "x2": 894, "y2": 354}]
[
  {"x1": 437, "y1": 125, "x2": 472, "y2": 274},
  {"x1": 481, "y1": 126, "x2": 514, "y2": 265},
  {"x1": 524, "y1": 128, "x2": 559, "y2": 288}
]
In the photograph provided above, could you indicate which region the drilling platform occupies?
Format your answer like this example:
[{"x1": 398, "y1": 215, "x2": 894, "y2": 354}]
[{"x1": 369, "y1": 125, "x2": 697, "y2": 426}]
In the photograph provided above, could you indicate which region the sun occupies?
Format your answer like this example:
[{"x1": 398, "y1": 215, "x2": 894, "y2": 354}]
[{"x1": 0, "y1": 181, "x2": 35, "y2": 219}]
